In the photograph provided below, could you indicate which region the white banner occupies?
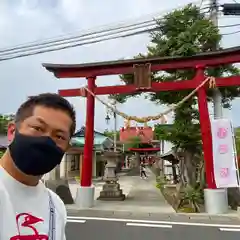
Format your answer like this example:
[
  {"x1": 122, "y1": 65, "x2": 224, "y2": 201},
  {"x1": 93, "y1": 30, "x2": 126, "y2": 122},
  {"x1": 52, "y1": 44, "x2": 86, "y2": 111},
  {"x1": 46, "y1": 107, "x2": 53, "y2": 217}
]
[{"x1": 211, "y1": 119, "x2": 239, "y2": 188}]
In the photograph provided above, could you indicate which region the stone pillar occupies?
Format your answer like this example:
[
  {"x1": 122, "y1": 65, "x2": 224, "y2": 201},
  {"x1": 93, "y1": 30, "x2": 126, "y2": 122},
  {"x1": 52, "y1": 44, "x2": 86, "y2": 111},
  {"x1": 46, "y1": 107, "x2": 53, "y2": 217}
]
[{"x1": 97, "y1": 151, "x2": 125, "y2": 201}]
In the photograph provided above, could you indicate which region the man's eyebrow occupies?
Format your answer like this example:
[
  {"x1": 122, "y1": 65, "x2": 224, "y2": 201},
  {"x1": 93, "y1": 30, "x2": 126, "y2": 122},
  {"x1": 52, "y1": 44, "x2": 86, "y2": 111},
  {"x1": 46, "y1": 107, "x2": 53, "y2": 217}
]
[
  {"x1": 34, "y1": 117, "x2": 69, "y2": 135},
  {"x1": 55, "y1": 129, "x2": 70, "y2": 139},
  {"x1": 55, "y1": 129, "x2": 67, "y2": 134},
  {"x1": 35, "y1": 117, "x2": 46, "y2": 124}
]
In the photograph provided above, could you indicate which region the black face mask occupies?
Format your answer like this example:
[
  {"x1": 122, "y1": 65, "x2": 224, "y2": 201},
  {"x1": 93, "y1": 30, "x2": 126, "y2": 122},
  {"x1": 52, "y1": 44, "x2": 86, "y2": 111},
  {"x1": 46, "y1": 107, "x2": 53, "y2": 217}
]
[{"x1": 9, "y1": 131, "x2": 65, "y2": 176}]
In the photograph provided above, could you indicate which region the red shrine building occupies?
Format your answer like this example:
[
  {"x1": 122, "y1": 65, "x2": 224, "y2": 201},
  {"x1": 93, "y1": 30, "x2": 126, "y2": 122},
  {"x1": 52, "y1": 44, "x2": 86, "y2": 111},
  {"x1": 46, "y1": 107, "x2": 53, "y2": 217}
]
[
  {"x1": 119, "y1": 125, "x2": 160, "y2": 168},
  {"x1": 120, "y1": 126, "x2": 160, "y2": 152}
]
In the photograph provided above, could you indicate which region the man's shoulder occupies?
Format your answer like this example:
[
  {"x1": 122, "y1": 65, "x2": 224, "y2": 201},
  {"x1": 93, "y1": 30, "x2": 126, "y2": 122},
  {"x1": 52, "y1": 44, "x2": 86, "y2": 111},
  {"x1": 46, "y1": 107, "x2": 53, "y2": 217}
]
[{"x1": 47, "y1": 188, "x2": 67, "y2": 220}]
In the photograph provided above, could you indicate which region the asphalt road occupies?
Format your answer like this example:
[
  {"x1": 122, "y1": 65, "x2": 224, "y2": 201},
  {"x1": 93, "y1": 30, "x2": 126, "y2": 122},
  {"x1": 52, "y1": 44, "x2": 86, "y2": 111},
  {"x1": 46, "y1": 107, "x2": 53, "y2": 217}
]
[{"x1": 66, "y1": 216, "x2": 240, "y2": 240}]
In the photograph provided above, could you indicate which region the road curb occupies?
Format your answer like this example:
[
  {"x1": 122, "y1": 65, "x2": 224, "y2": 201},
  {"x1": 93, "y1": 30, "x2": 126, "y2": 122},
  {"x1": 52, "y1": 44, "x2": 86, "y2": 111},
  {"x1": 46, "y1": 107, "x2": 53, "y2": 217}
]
[{"x1": 66, "y1": 207, "x2": 240, "y2": 223}]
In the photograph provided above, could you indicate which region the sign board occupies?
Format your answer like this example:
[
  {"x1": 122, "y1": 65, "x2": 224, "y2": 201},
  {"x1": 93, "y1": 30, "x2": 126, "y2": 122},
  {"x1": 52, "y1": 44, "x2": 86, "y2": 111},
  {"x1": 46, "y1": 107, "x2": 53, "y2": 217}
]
[{"x1": 211, "y1": 119, "x2": 239, "y2": 188}]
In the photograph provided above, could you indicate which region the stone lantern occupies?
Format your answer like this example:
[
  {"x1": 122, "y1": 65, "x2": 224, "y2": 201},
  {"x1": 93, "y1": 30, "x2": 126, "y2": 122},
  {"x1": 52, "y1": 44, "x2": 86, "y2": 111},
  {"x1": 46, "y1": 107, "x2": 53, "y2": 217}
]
[{"x1": 97, "y1": 151, "x2": 125, "y2": 201}]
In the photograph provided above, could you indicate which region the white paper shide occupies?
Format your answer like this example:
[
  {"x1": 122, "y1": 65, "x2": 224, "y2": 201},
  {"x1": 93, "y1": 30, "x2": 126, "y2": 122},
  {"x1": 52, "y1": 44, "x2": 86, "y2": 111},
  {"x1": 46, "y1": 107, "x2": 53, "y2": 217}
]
[{"x1": 211, "y1": 119, "x2": 239, "y2": 188}]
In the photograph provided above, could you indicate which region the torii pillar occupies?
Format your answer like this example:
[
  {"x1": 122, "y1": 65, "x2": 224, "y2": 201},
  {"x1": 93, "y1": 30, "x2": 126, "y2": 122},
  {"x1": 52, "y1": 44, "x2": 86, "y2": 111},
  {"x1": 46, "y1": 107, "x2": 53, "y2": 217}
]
[{"x1": 75, "y1": 77, "x2": 96, "y2": 208}]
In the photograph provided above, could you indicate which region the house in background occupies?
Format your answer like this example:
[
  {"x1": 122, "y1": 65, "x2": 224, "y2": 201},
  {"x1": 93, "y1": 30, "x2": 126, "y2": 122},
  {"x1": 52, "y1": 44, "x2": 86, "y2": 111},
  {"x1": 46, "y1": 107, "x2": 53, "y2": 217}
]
[
  {"x1": 119, "y1": 126, "x2": 160, "y2": 167},
  {"x1": 58, "y1": 127, "x2": 113, "y2": 180}
]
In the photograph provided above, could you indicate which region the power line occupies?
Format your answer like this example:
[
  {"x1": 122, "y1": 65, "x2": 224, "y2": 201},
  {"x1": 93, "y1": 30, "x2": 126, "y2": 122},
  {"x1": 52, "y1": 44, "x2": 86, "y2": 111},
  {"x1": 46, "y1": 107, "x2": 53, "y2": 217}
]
[
  {"x1": 3, "y1": 15, "x2": 239, "y2": 61},
  {"x1": 0, "y1": 5, "x2": 212, "y2": 57},
  {"x1": 220, "y1": 23, "x2": 240, "y2": 27},
  {"x1": 0, "y1": 21, "x2": 157, "y2": 56},
  {"x1": 0, "y1": 26, "x2": 159, "y2": 62},
  {"x1": 0, "y1": 3, "x2": 237, "y2": 61},
  {"x1": 1, "y1": 10, "x2": 238, "y2": 61},
  {"x1": 0, "y1": 1, "x2": 210, "y2": 53},
  {"x1": 0, "y1": 9, "x2": 174, "y2": 50},
  {"x1": 199, "y1": 0, "x2": 204, "y2": 9},
  {"x1": 6, "y1": 16, "x2": 239, "y2": 58},
  {"x1": 222, "y1": 29, "x2": 240, "y2": 35}
]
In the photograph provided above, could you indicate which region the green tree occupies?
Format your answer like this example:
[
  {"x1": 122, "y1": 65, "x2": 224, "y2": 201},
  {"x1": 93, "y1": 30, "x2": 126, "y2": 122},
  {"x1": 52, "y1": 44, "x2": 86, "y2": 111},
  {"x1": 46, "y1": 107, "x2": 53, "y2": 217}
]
[
  {"x1": 124, "y1": 136, "x2": 142, "y2": 150},
  {"x1": 0, "y1": 114, "x2": 14, "y2": 135},
  {"x1": 103, "y1": 130, "x2": 120, "y2": 140},
  {"x1": 110, "y1": 4, "x2": 240, "y2": 186},
  {"x1": 235, "y1": 128, "x2": 240, "y2": 151}
]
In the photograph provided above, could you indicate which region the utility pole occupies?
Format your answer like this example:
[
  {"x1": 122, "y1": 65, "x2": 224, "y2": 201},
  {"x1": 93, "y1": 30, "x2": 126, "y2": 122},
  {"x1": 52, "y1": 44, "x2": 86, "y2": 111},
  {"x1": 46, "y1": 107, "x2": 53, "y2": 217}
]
[
  {"x1": 204, "y1": 0, "x2": 228, "y2": 215},
  {"x1": 210, "y1": 0, "x2": 223, "y2": 119}
]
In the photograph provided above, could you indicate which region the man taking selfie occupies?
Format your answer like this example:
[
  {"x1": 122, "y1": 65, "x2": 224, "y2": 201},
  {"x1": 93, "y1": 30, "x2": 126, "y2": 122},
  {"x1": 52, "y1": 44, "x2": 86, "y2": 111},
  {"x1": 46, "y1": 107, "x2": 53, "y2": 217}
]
[{"x1": 0, "y1": 93, "x2": 76, "y2": 239}]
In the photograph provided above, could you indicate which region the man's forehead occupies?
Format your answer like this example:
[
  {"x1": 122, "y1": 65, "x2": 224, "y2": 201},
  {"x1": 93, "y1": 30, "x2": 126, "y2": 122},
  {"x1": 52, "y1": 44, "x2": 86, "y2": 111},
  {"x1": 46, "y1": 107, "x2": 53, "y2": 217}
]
[{"x1": 30, "y1": 107, "x2": 72, "y2": 132}]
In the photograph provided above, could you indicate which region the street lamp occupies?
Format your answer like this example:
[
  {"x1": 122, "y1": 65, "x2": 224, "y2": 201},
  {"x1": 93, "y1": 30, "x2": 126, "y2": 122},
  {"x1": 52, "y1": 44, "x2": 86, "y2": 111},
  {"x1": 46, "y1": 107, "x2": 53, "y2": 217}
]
[{"x1": 105, "y1": 114, "x2": 110, "y2": 125}]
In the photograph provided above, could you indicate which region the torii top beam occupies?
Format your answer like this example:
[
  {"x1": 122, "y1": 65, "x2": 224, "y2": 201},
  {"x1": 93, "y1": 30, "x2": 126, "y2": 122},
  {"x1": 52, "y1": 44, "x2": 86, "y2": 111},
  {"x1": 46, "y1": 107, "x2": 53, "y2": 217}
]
[{"x1": 42, "y1": 46, "x2": 240, "y2": 78}]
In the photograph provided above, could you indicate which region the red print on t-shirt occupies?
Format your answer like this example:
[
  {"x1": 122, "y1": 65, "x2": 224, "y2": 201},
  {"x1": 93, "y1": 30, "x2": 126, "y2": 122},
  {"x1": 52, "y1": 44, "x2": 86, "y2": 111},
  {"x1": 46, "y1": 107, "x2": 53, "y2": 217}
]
[{"x1": 10, "y1": 213, "x2": 48, "y2": 240}]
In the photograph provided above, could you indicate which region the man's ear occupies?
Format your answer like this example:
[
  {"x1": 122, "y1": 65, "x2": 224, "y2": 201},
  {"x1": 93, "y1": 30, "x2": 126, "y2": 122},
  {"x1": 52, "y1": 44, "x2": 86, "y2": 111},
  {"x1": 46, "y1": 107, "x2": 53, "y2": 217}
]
[{"x1": 7, "y1": 122, "x2": 16, "y2": 143}]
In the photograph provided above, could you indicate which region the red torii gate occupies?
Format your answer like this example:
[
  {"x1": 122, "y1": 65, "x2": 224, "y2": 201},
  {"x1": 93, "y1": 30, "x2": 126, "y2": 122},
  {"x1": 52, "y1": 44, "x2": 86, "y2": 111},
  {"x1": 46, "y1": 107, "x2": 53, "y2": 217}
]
[{"x1": 43, "y1": 46, "x2": 240, "y2": 194}]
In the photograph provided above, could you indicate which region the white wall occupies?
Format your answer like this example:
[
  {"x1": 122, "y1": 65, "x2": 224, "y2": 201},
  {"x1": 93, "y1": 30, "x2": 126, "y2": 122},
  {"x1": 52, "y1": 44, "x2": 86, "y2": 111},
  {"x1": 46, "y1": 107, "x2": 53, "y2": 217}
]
[
  {"x1": 43, "y1": 155, "x2": 66, "y2": 180},
  {"x1": 45, "y1": 152, "x2": 98, "y2": 180}
]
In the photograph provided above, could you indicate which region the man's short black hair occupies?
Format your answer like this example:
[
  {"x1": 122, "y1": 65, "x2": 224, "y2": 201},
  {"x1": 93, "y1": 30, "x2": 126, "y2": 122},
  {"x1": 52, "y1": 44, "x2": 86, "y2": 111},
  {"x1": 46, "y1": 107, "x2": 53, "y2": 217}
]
[{"x1": 15, "y1": 93, "x2": 76, "y2": 136}]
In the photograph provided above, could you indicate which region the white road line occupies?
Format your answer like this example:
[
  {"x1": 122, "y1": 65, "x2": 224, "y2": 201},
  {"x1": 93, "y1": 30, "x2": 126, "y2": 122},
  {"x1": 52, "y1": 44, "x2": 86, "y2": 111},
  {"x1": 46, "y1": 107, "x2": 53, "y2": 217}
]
[
  {"x1": 126, "y1": 223, "x2": 172, "y2": 228},
  {"x1": 67, "y1": 219, "x2": 86, "y2": 223},
  {"x1": 219, "y1": 228, "x2": 240, "y2": 232},
  {"x1": 67, "y1": 216, "x2": 240, "y2": 228}
]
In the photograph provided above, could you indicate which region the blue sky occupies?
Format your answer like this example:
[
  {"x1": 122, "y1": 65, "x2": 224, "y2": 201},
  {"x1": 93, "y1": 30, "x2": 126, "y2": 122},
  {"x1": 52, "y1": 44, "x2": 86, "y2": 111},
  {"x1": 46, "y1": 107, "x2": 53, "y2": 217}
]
[{"x1": 0, "y1": 0, "x2": 240, "y2": 144}]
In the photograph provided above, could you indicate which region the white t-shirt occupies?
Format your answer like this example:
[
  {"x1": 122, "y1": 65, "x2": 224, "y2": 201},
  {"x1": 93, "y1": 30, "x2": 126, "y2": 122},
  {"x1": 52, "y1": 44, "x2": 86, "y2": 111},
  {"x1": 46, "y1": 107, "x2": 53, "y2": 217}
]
[{"x1": 0, "y1": 167, "x2": 67, "y2": 240}]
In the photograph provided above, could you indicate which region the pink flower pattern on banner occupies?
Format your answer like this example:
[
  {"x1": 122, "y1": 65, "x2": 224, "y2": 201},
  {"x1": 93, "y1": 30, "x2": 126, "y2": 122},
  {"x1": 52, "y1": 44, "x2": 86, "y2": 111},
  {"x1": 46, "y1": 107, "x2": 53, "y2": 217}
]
[
  {"x1": 217, "y1": 127, "x2": 228, "y2": 139},
  {"x1": 220, "y1": 168, "x2": 229, "y2": 178},
  {"x1": 218, "y1": 144, "x2": 228, "y2": 154}
]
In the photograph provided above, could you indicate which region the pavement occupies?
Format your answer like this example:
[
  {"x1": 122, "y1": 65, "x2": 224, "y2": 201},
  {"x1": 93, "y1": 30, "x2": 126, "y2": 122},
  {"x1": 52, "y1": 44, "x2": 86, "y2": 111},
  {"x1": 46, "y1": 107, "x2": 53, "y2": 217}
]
[
  {"x1": 64, "y1": 168, "x2": 240, "y2": 239},
  {"x1": 67, "y1": 167, "x2": 175, "y2": 214},
  {"x1": 66, "y1": 168, "x2": 240, "y2": 224},
  {"x1": 66, "y1": 216, "x2": 240, "y2": 240}
]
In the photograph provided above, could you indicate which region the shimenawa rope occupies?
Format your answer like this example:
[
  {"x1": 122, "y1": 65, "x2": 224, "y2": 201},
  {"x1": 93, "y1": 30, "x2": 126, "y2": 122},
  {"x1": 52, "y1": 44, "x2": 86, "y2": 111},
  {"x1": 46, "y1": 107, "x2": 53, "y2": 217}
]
[{"x1": 81, "y1": 76, "x2": 216, "y2": 123}]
